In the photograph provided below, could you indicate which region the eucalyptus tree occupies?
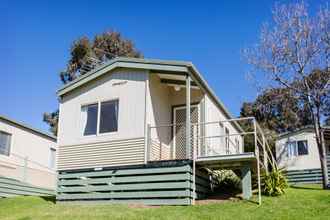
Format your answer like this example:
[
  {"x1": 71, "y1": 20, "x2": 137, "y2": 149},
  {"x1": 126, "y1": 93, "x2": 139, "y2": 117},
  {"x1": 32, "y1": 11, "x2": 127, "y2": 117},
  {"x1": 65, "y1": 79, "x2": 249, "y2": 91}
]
[
  {"x1": 243, "y1": 2, "x2": 330, "y2": 188},
  {"x1": 44, "y1": 30, "x2": 142, "y2": 135}
]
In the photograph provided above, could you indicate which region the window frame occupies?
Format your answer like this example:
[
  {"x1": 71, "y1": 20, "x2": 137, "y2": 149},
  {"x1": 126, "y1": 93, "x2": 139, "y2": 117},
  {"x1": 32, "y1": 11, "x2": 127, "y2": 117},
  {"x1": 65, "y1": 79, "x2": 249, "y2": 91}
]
[
  {"x1": 80, "y1": 99, "x2": 119, "y2": 137},
  {"x1": 81, "y1": 102, "x2": 99, "y2": 137},
  {"x1": 0, "y1": 131, "x2": 12, "y2": 156},
  {"x1": 297, "y1": 140, "x2": 308, "y2": 156},
  {"x1": 286, "y1": 139, "x2": 309, "y2": 158},
  {"x1": 98, "y1": 99, "x2": 119, "y2": 135}
]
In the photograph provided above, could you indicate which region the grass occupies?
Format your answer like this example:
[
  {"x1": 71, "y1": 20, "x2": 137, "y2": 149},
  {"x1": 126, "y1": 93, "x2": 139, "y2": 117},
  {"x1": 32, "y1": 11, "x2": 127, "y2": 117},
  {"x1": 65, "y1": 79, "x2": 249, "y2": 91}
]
[{"x1": 0, "y1": 185, "x2": 330, "y2": 220}]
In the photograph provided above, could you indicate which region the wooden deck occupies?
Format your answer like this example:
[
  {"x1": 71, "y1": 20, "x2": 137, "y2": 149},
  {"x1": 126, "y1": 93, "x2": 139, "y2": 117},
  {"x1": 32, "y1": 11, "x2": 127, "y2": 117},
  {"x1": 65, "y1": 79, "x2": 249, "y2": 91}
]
[{"x1": 196, "y1": 152, "x2": 256, "y2": 169}]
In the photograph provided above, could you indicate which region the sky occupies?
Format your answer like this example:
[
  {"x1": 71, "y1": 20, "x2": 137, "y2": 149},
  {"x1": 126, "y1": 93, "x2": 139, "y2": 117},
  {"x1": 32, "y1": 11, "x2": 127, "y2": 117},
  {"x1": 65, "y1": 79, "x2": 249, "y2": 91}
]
[{"x1": 1, "y1": 0, "x2": 328, "y2": 133}]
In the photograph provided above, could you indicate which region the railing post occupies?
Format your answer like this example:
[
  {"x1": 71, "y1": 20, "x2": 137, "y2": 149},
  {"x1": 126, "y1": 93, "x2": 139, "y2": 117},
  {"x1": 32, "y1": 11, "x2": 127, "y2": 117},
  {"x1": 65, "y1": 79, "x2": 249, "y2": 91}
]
[
  {"x1": 145, "y1": 124, "x2": 151, "y2": 163},
  {"x1": 262, "y1": 134, "x2": 268, "y2": 174},
  {"x1": 186, "y1": 74, "x2": 191, "y2": 160},
  {"x1": 192, "y1": 124, "x2": 196, "y2": 205},
  {"x1": 254, "y1": 119, "x2": 262, "y2": 205}
]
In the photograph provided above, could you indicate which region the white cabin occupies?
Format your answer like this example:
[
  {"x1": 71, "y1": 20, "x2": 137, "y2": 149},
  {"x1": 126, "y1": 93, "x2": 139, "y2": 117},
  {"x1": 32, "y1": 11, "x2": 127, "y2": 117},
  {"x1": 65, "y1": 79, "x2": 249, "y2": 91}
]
[{"x1": 0, "y1": 115, "x2": 57, "y2": 189}]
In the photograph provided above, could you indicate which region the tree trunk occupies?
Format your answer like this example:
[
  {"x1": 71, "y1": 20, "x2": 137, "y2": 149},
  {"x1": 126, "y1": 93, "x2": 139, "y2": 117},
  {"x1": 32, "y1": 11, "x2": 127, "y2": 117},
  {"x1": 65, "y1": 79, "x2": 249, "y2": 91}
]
[
  {"x1": 320, "y1": 129, "x2": 329, "y2": 189},
  {"x1": 315, "y1": 123, "x2": 329, "y2": 189}
]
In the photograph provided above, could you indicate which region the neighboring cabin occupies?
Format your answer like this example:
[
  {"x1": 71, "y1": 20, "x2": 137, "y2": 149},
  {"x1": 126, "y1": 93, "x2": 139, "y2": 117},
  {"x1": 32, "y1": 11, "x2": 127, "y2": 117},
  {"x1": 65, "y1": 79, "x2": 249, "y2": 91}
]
[
  {"x1": 276, "y1": 126, "x2": 330, "y2": 184},
  {"x1": 0, "y1": 115, "x2": 57, "y2": 193},
  {"x1": 56, "y1": 57, "x2": 259, "y2": 205}
]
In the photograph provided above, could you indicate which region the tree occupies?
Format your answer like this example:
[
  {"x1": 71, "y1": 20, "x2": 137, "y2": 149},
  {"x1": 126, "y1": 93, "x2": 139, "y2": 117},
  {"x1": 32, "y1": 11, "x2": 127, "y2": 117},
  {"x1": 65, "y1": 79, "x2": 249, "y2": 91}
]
[
  {"x1": 44, "y1": 30, "x2": 142, "y2": 135},
  {"x1": 240, "y1": 87, "x2": 312, "y2": 134},
  {"x1": 243, "y1": 2, "x2": 330, "y2": 188}
]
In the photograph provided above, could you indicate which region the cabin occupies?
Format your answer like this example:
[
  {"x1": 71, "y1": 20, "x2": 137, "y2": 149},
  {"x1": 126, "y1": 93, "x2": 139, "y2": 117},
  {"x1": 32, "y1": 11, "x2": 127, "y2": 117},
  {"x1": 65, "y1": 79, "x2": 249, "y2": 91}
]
[
  {"x1": 56, "y1": 57, "x2": 267, "y2": 205},
  {"x1": 0, "y1": 115, "x2": 57, "y2": 197},
  {"x1": 276, "y1": 126, "x2": 330, "y2": 184}
]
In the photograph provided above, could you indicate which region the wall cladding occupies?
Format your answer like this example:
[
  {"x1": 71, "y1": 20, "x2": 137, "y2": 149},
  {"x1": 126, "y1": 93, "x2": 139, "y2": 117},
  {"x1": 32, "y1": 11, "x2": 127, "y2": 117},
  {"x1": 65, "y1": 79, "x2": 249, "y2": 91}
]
[
  {"x1": 285, "y1": 155, "x2": 330, "y2": 184},
  {"x1": 58, "y1": 137, "x2": 145, "y2": 170},
  {"x1": 0, "y1": 176, "x2": 54, "y2": 198}
]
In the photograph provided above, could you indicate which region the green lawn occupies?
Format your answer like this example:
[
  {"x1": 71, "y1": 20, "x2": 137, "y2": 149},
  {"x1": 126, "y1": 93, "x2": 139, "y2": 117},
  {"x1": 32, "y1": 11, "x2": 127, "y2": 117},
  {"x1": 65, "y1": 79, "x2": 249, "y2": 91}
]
[{"x1": 0, "y1": 185, "x2": 329, "y2": 220}]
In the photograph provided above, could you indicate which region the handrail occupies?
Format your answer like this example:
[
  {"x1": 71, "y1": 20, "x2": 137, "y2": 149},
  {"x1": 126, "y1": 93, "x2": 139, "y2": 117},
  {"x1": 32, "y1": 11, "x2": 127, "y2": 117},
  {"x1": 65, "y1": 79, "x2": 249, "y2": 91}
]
[{"x1": 147, "y1": 117, "x2": 277, "y2": 206}]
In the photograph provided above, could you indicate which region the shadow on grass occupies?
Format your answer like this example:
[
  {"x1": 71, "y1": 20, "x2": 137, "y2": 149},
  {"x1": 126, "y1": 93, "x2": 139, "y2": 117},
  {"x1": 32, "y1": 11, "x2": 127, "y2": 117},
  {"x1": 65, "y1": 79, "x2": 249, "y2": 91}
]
[
  {"x1": 290, "y1": 185, "x2": 323, "y2": 191},
  {"x1": 40, "y1": 196, "x2": 56, "y2": 204}
]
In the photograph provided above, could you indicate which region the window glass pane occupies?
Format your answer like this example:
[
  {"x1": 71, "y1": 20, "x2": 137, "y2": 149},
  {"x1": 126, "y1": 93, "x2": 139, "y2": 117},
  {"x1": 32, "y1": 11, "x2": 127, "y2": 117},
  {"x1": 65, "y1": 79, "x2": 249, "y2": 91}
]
[
  {"x1": 81, "y1": 104, "x2": 98, "y2": 136},
  {"x1": 99, "y1": 100, "x2": 119, "y2": 133},
  {"x1": 0, "y1": 132, "x2": 11, "y2": 156},
  {"x1": 297, "y1": 140, "x2": 308, "y2": 155},
  {"x1": 287, "y1": 142, "x2": 297, "y2": 158}
]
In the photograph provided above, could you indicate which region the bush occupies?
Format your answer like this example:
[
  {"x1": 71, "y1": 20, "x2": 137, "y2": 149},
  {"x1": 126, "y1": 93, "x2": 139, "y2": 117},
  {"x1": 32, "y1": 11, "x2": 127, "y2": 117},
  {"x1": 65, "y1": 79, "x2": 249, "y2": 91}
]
[
  {"x1": 207, "y1": 169, "x2": 241, "y2": 192},
  {"x1": 261, "y1": 168, "x2": 288, "y2": 196}
]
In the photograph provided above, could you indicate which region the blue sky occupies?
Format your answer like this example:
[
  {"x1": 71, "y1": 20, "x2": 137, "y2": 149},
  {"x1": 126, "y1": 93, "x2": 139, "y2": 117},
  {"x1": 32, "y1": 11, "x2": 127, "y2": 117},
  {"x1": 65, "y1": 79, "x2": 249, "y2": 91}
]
[{"x1": 1, "y1": 0, "x2": 327, "y2": 133}]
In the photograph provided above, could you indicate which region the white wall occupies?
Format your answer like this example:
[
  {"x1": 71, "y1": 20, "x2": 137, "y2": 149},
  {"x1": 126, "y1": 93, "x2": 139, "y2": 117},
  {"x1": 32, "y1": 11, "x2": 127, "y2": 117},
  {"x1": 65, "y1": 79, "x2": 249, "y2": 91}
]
[
  {"x1": 204, "y1": 95, "x2": 243, "y2": 156},
  {"x1": 0, "y1": 119, "x2": 57, "y2": 189},
  {"x1": 276, "y1": 131, "x2": 321, "y2": 170},
  {"x1": 57, "y1": 68, "x2": 148, "y2": 170},
  {"x1": 58, "y1": 68, "x2": 148, "y2": 146}
]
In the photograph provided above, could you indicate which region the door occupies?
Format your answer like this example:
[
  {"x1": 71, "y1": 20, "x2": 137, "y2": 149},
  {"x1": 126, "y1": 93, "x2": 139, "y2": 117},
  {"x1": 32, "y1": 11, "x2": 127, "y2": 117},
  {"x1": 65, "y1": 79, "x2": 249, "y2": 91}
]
[{"x1": 173, "y1": 105, "x2": 199, "y2": 159}]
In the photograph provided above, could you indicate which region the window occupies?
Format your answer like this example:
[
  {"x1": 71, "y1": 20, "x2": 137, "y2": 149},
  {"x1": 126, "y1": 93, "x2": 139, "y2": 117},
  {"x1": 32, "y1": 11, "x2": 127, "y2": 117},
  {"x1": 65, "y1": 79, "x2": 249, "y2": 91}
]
[
  {"x1": 99, "y1": 100, "x2": 119, "y2": 133},
  {"x1": 49, "y1": 148, "x2": 56, "y2": 169},
  {"x1": 286, "y1": 140, "x2": 308, "y2": 158},
  {"x1": 81, "y1": 100, "x2": 119, "y2": 136},
  {"x1": 297, "y1": 140, "x2": 308, "y2": 155},
  {"x1": 0, "y1": 131, "x2": 11, "y2": 156},
  {"x1": 81, "y1": 103, "x2": 98, "y2": 136},
  {"x1": 235, "y1": 138, "x2": 240, "y2": 153}
]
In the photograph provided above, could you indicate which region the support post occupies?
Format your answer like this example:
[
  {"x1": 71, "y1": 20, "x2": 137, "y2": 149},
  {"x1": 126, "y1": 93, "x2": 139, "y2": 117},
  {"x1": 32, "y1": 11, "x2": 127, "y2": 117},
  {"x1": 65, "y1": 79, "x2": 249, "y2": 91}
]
[
  {"x1": 241, "y1": 164, "x2": 252, "y2": 199},
  {"x1": 254, "y1": 119, "x2": 262, "y2": 205},
  {"x1": 145, "y1": 124, "x2": 151, "y2": 163},
  {"x1": 186, "y1": 75, "x2": 191, "y2": 159}
]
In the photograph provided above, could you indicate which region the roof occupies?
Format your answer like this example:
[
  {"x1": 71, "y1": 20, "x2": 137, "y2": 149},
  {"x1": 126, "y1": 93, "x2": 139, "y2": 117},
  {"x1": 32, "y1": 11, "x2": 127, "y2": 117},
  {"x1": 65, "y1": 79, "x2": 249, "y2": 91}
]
[
  {"x1": 277, "y1": 125, "x2": 330, "y2": 139},
  {"x1": 0, "y1": 115, "x2": 57, "y2": 141},
  {"x1": 57, "y1": 57, "x2": 243, "y2": 131}
]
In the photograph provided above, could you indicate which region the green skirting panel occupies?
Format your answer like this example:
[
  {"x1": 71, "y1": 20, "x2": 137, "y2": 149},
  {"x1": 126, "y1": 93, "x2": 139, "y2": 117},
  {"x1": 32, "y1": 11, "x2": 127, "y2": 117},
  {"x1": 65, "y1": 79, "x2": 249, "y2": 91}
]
[
  {"x1": 285, "y1": 168, "x2": 330, "y2": 184},
  {"x1": 0, "y1": 176, "x2": 54, "y2": 198},
  {"x1": 57, "y1": 161, "x2": 210, "y2": 205}
]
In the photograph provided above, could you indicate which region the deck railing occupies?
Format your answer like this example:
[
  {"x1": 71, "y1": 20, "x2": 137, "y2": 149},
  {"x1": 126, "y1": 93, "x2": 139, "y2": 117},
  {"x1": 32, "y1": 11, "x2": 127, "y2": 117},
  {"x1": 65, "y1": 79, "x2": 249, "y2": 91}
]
[
  {"x1": 146, "y1": 117, "x2": 277, "y2": 205},
  {"x1": 147, "y1": 117, "x2": 276, "y2": 170}
]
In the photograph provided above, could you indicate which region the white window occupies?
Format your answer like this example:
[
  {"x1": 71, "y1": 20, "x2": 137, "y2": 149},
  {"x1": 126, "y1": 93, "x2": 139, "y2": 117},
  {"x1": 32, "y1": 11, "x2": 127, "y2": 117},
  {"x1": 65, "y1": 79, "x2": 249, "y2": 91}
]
[
  {"x1": 81, "y1": 100, "x2": 119, "y2": 136},
  {"x1": 49, "y1": 148, "x2": 56, "y2": 169},
  {"x1": 287, "y1": 140, "x2": 308, "y2": 158},
  {"x1": 0, "y1": 131, "x2": 11, "y2": 156},
  {"x1": 81, "y1": 103, "x2": 98, "y2": 136},
  {"x1": 99, "y1": 100, "x2": 119, "y2": 133}
]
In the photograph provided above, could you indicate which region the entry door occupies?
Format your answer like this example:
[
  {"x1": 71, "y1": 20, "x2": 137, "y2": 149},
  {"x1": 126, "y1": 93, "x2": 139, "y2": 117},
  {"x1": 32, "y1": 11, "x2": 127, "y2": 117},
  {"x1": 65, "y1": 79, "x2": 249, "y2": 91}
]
[{"x1": 173, "y1": 105, "x2": 199, "y2": 159}]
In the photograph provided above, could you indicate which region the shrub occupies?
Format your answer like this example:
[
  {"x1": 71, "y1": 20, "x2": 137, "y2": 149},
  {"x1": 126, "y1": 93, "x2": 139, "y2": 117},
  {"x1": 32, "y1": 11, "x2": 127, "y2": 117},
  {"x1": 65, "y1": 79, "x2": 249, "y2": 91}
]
[
  {"x1": 261, "y1": 168, "x2": 288, "y2": 196},
  {"x1": 207, "y1": 169, "x2": 241, "y2": 192}
]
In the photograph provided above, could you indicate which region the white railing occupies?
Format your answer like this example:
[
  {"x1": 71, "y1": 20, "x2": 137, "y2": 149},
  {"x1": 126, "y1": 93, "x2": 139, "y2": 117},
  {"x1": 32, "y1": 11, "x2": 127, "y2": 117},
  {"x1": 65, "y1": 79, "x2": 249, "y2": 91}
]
[
  {"x1": 146, "y1": 117, "x2": 276, "y2": 205},
  {"x1": 147, "y1": 117, "x2": 275, "y2": 169}
]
